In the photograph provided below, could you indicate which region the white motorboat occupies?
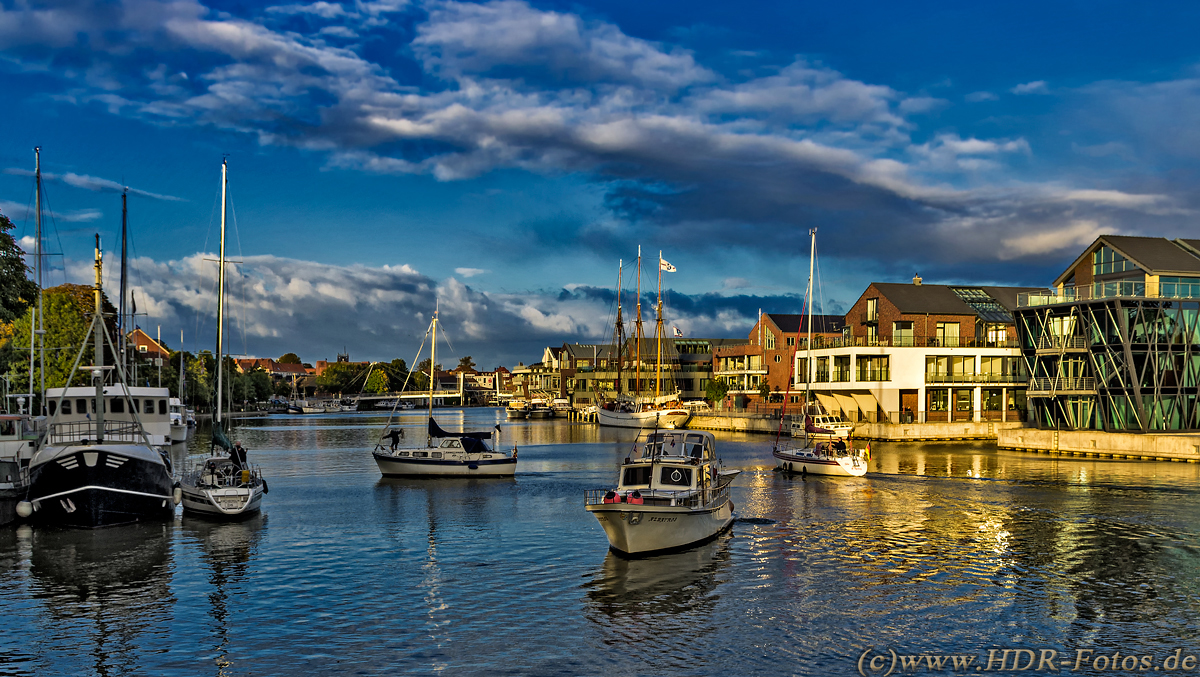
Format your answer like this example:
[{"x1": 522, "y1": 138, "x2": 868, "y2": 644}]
[
  {"x1": 790, "y1": 412, "x2": 853, "y2": 439},
  {"x1": 0, "y1": 414, "x2": 43, "y2": 525},
  {"x1": 180, "y1": 455, "x2": 265, "y2": 517},
  {"x1": 506, "y1": 399, "x2": 529, "y2": 419},
  {"x1": 373, "y1": 417, "x2": 517, "y2": 477},
  {"x1": 527, "y1": 398, "x2": 553, "y2": 419},
  {"x1": 585, "y1": 430, "x2": 738, "y2": 556},
  {"x1": 178, "y1": 159, "x2": 267, "y2": 520},
  {"x1": 169, "y1": 398, "x2": 189, "y2": 444},
  {"x1": 21, "y1": 237, "x2": 178, "y2": 528}
]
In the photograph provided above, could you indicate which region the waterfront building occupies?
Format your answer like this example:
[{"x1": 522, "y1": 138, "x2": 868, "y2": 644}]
[
  {"x1": 127, "y1": 328, "x2": 170, "y2": 361},
  {"x1": 712, "y1": 313, "x2": 845, "y2": 404},
  {"x1": 792, "y1": 278, "x2": 1036, "y2": 422},
  {"x1": 1015, "y1": 235, "x2": 1200, "y2": 431}
]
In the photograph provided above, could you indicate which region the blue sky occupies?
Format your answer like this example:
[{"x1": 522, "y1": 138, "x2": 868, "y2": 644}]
[{"x1": 2, "y1": 0, "x2": 1199, "y2": 367}]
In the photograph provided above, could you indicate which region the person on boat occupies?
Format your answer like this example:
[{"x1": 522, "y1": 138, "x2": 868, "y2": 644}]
[
  {"x1": 383, "y1": 428, "x2": 404, "y2": 451},
  {"x1": 231, "y1": 441, "x2": 248, "y2": 470}
]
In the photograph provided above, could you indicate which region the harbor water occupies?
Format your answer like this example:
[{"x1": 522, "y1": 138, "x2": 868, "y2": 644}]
[{"x1": 1, "y1": 408, "x2": 1199, "y2": 675}]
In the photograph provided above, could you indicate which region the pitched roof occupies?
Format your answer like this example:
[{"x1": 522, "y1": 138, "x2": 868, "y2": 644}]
[
  {"x1": 1053, "y1": 235, "x2": 1200, "y2": 286},
  {"x1": 764, "y1": 313, "x2": 846, "y2": 334},
  {"x1": 869, "y1": 283, "x2": 1041, "y2": 322}
]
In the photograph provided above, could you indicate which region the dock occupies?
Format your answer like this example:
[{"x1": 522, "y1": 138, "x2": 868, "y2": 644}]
[{"x1": 997, "y1": 428, "x2": 1200, "y2": 463}]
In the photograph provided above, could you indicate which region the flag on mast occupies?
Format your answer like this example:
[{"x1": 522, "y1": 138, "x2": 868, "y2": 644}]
[
  {"x1": 659, "y1": 257, "x2": 676, "y2": 272},
  {"x1": 672, "y1": 326, "x2": 683, "y2": 337}
]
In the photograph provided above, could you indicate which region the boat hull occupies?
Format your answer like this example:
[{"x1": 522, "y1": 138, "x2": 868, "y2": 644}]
[
  {"x1": 25, "y1": 445, "x2": 176, "y2": 528},
  {"x1": 506, "y1": 409, "x2": 528, "y2": 419},
  {"x1": 373, "y1": 451, "x2": 517, "y2": 477},
  {"x1": 773, "y1": 447, "x2": 868, "y2": 477},
  {"x1": 170, "y1": 423, "x2": 189, "y2": 445},
  {"x1": 180, "y1": 485, "x2": 264, "y2": 518},
  {"x1": 596, "y1": 408, "x2": 690, "y2": 430},
  {"x1": 586, "y1": 498, "x2": 734, "y2": 556}
]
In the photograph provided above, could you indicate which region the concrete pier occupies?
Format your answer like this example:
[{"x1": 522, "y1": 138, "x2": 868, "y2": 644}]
[
  {"x1": 684, "y1": 412, "x2": 782, "y2": 433},
  {"x1": 997, "y1": 428, "x2": 1200, "y2": 462}
]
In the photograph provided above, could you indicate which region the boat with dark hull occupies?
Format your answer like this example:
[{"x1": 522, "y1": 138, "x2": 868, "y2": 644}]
[
  {"x1": 19, "y1": 236, "x2": 178, "y2": 528},
  {"x1": 374, "y1": 418, "x2": 517, "y2": 477}
]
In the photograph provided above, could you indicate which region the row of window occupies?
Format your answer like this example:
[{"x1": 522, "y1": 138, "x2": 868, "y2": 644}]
[{"x1": 49, "y1": 398, "x2": 168, "y2": 416}]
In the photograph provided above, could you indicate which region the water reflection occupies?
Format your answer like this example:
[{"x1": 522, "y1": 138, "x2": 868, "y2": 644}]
[
  {"x1": 28, "y1": 523, "x2": 175, "y2": 676},
  {"x1": 583, "y1": 533, "x2": 733, "y2": 671},
  {"x1": 181, "y1": 514, "x2": 267, "y2": 677}
]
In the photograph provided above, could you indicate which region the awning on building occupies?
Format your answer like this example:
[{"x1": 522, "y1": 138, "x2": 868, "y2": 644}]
[
  {"x1": 815, "y1": 393, "x2": 842, "y2": 416},
  {"x1": 851, "y1": 393, "x2": 883, "y2": 421},
  {"x1": 833, "y1": 394, "x2": 859, "y2": 419}
]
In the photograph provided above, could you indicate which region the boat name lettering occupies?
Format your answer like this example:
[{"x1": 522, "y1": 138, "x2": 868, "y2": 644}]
[{"x1": 648, "y1": 516, "x2": 677, "y2": 522}]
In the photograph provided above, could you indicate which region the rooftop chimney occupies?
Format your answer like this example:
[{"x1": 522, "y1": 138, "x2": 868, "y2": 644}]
[{"x1": 913, "y1": 273, "x2": 923, "y2": 286}]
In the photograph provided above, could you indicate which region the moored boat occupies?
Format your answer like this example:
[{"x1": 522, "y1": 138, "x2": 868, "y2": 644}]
[
  {"x1": 169, "y1": 398, "x2": 189, "y2": 444},
  {"x1": 584, "y1": 430, "x2": 738, "y2": 556},
  {"x1": 596, "y1": 396, "x2": 691, "y2": 429},
  {"x1": 790, "y1": 411, "x2": 853, "y2": 439},
  {"x1": 373, "y1": 417, "x2": 517, "y2": 477}
]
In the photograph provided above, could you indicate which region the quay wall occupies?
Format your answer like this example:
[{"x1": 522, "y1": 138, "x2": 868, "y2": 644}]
[
  {"x1": 685, "y1": 412, "x2": 782, "y2": 433},
  {"x1": 997, "y1": 428, "x2": 1200, "y2": 463}
]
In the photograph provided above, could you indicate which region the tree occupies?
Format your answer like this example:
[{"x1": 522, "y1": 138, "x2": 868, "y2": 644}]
[
  {"x1": 365, "y1": 368, "x2": 389, "y2": 394},
  {"x1": 316, "y1": 361, "x2": 368, "y2": 394},
  {"x1": 0, "y1": 213, "x2": 37, "y2": 326},
  {"x1": 457, "y1": 355, "x2": 476, "y2": 371},
  {"x1": 3, "y1": 284, "x2": 119, "y2": 392},
  {"x1": 757, "y1": 381, "x2": 771, "y2": 401},
  {"x1": 278, "y1": 352, "x2": 302, "y2": 364},
  {"x1": 705, "y1": 378, "x2": 728, "y2": 403}
]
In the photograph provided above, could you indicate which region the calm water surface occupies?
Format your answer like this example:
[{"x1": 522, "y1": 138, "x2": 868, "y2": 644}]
[{"x1": 2, "y1": 409, "x2": 1199, "y2": 676}]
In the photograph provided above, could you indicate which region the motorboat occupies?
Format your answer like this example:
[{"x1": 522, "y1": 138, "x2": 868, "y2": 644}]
[
  {"x1": 584, "y1": 430, "x2": 738, "y2": 556},
  {"x1": 179, "y1": 454, "x2": 265, "y2": 518},
  {"x1": 169, "y1": 398, "x2": 190, "y2": 444},
  {"x1": 506, "y1": 399, "x2": 529, "y2": 419},
  {"x1": 0, "y1": 414, "x2": 43, "y2": 525},
  {"x1": 527, "y1": 398, "x2": 553, "y2": 419},
  {"x1": 790, "y1": 412, "x2": 853, "y2": 439},
  {"x1": 20, "y1": 237, "x2": 178, "y2": 528},
  {"x1": 373, "y1": 417, "x2": 517, "y2": 477},
  {"x1": 596, "y1": 395, "x2": 691, "y2": 430},
  {"x1": 551, "y1": 398, "x2": 573, "y2": 417}
]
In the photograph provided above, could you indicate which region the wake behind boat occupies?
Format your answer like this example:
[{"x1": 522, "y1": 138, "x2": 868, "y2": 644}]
[
  {"x1": 585, "y1": 430, "x2": 738, "y2": 556},
  {"x1": 373, "y1": 418, "x2": 517, "y2": 477}
]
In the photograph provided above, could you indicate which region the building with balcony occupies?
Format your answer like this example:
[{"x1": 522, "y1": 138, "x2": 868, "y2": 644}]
[
  {"x1": 1015, "y1": 235, "x2": 1200, "y2": 431},
  {"x1": 712, "y1": 313, "x2": 844, "y2": 402},
  {"x1": 794, "y1": 279, "x2": 1037, "y2": 423}
]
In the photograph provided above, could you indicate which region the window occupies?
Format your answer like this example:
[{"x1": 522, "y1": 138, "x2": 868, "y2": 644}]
[
  {"x1": 111, "y1": 398, "x2": 125, "y2": 413},
  {"x1": 48, "y1": 401, "x2": 56, "y2": 416},
  {"x1": 623, "y1": 466, "x2": 651, "y2": 486},
  {"x1": 955, "y1": 389, "x2": 973, "y2": 411},
  {"x1": 145, "y1": 399, "x2": 154, "y2": 414},
  {"x1": 131, "y1": 399, "x2": 141, "y2": 413},
  {"x1": 765, "y1": 331, "x2": 776, "y2": 350},
  {"x1": 139, "y1": 345, "x2": 148, "y2": 353},
  {"x1": 774, "y1": 355, "x2": 781, "y2": 363},
  {"x1": 1092, "y1": 245, "x2": 1137, "y2": 276},
  {"x1": 936, "y1": 322, "x2": 960, "y2": 347},
  {"x1": 833, "y1": 356, "x2": 851, "y2": 382},
  {"x1": 815, "y1": 357, "x2": 830, "y2": 383},
  {"x1": 1160, "y1": 277, "x2": 1200, "y2": 298},
  {"x1": 866, "y1": 298, "x2": 878, "y2": 322},
  {"x1": 786, "y1": 337, "x2": 795, "y2": 347},
  {"x1": 929, "y1": 389, "x2": 949, "y2": 411},
  {"x1": 159, "y1": 400, "x2": 168, "y2": 415},
  {"x1": 659, "y1": 466, "x2": 693, "y2": 487},
  {"x1": 982, "y1": 389, "x2": 1003, "y2": 411},
  {"x1": 893, "y1": 321, "x2": 914, "y2": 346},
  {"x1": 77, "y1": 399, "x2": 87, "y2": 414},
  {"x1": 856, "y1": 356, "x2": 890, "y2": 381},
  {"x1": 61, "y1": 400, "x2": 72, "y2": 415}
]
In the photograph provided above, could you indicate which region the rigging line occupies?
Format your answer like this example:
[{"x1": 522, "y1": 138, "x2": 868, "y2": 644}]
[
  {"x1": 227, "y1": 192, "x2": 249, "y2": 358},
  {"x1": 378, "y1": 321, "x2": 434, "y2": 443},
  {"x1": 35, "y1": 177, "x2": 69, "y2": 287}
]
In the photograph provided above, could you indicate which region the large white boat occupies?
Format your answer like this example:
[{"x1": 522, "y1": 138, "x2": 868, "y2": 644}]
[
  {"x1": 179, "y1": 159, "x2": 267, "y2": 520},
  {"x1": 0, "y1": 414, "x2": 42, "y2": 525},
  {"x1": 21, "y1": 237, "x2": 178, "y2": 528},
  {"x1": 596, "y1": 396, "x2": 691, "y2": 429},
  {"x1": 772, "y1": 228, "x2": 870, "y2": 479},
  {"x1": 506, "y1": 399, "x2": 529, "y2": 419},
  {"x1": 584, "y1": 430, "x2": 738, "y2": 556},
  {"x1": 789, "y1": 412, "x2": 853, "y2": 440},
  {"x1": 169, "y1": 398, "x2": 189, "y2": 444}
]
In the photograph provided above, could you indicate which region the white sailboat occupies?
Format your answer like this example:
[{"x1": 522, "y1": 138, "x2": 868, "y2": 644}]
[
  {"x1": 772, "y1": 229, "x2": 869, "y2": 478},
  {"x1": 372, "y1": 307, "x2": 517, "y2": 477},
  {"x1": 180, "y1": 159, "x2": 266, "y2": 518},
  {"x1": 597, "y1": 250, "x2": 690, "y2": 430},
  {"x1": 585, "y1": 430, "x2": 738, "y2": 556}
]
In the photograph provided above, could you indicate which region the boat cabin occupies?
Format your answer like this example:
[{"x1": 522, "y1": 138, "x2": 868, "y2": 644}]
[
  {"x1": 614, "y1": 431, "x2": 718, "y2": 496},
  {"x1": 44, "y1": 386, "x2": 174, "y2": 446},
  {"x1": 0, "y1": 415, "x2": 40, "y2": 481}
]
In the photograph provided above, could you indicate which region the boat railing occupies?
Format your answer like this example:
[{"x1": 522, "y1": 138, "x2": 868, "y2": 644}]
[
  {"x1": 47, "y1": 419, "x2": 145, "y2": 445},
  {"x1": 183, "y1": 461, "x2": 263, "y2": 488},
  {"x1": 584, "y1": 484, "x2": 730, "y2": 509}
]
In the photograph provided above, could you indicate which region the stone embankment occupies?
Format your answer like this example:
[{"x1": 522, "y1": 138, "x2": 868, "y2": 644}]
[{"x1": 997, "y1": 428, "x2": 1200, "y2": 463}]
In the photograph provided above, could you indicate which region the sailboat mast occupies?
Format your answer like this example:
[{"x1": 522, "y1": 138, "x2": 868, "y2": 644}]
[
  {"x1": 429, "y1": 303, "x2": 437, "y2": 420},
  {"x1": 216, "y1": 159, "x2": 228, "y2": 425},
  {"x1": 94, "y1": 235, "x2": 105, "y2": 443},
  {"x1": 614, "y1": 260, "x2": 623, "y2": 396},
  {"x1": 119, "y1": 189, "x2": 128, "y2": 377},
  {"x1": 656, "y1": 250, "x2": 664, "y2": 398},
  {"x1": 805, "y1": 228, "x2": 816, "y2": 411},
  {"x1": 635, "y1": 247, "x2": 642, "y2": 396},
  {"x1": 179, "y1": 329, "x2": 185, "y2": 401}
]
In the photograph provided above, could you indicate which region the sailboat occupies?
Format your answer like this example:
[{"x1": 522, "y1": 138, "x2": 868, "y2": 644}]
[
  {"x1": 19, "y1": 236, "x2": 179, "y2": 528},
  {"x1": 596, "y1": 249, "x2": 690, "y2": 430},
  {"x1": 772, "y1": 229, "x2": 869, "y2": 478},
  {"x1": 179, "y1": 159, "x2": 266, "y2": 518},
  {"x1": 372, "y1": 307, "x2": 518, "y2": 477}
]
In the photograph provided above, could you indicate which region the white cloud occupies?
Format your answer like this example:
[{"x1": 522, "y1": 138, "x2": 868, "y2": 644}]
[
  {"x1": 454, "y1": 267, "x2": 489, "y2": 277},
  {"x1": 1000, "y1": 219, "x2": 1103, "y2": 260},
  {"x1": 266, "y1": 2, "x2": 348, "y2": 19},
  {"x1": 4, "y1": 168, "x2": 185, "y2": 201},
  {"x1": 1011, "y1": 80, "x2": 1049, "y2": 95},
  {"x1": 965, "y1": 91, "x2": 998, "y2": 102}
]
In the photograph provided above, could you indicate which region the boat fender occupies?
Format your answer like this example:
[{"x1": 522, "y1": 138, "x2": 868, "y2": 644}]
[
  {"x1": 15, "y1": 501, "x2": 32, "y2": 519},
  {"x1": 628, "y1": 490, "x2": 644, "y2": 505},
  {"x1": 468, "y1": 463, "x2": 479, "y2": 470},
  {"x1": 262, "y1": 479, "x2": 269, "y2": 494},
  {"x1": 603, "y1": 490, "x2": 618, "y2": 504},
  {"x1": 173, "y1": 485, "x2": 183, "y2": 506}
]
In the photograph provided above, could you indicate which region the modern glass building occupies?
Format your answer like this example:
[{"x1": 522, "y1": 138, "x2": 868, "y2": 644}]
[{"x1": 1015, "y1": 235, "x2": 1200, "y2": 431}]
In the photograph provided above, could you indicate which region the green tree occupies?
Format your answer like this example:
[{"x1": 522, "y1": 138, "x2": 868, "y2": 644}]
[
  {"x1": 457, "y1": 355, "x2": 476, "y2": 371},
  {"x1": 757, "y1": 381, "x2": 771, "y2": 401},
  {"x1": 0, "y1": 213, "x2": 37, "y2": 326},
  {"x1": 316, "y1": 361, "x2": 368, "y2": 394},
  {"x1": 4, "y1": 284, "x2": 119, "y2": 392},
  {"x1": 705, "y1": 378, "x2": 729, "y2": 403},
  {"x1": 365, "y1": 368, "x2": 389, "y2": 394},
  {"x1": 278, "y1": 352, "x2": 302, "y2": 364}
]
